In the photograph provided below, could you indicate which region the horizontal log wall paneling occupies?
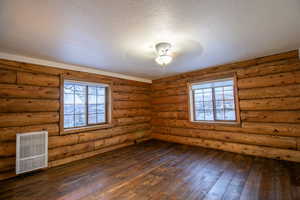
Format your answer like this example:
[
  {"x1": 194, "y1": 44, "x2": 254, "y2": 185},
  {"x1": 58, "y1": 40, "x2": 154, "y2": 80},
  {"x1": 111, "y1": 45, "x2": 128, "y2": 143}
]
[
  {"x1": 238, "y1": 84, "x2": 300, "y2": 100},
  {"x1": 0, "y1": 59, "x2": 151, "y2": 180},
  {"x1": 0, "y1": 84, "x2": 60, "y2": 99},
  {"x1": 152, "y1": 133, "x2": 300, "y2": 163},
  {"x1": 151, "y1": 50, "x2": 300, "y2": 162}
]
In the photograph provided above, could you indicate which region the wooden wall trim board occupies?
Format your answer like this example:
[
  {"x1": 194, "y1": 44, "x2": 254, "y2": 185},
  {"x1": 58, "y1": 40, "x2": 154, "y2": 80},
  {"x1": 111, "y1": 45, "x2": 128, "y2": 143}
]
[
  {"x1": 0, "y1": 58, "x2": 151, "y2": 180},
  {"x1": 151, "y1": 49, "x2": 300, "y2": 164},
  {"x1": 0, "y1": 49, "x2": 299, "y2": 181}
]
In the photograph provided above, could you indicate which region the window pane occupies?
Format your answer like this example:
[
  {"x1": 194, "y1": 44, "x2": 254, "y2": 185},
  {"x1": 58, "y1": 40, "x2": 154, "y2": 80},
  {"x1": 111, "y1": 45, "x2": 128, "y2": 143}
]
[
  {"x1": 97, "y1": 113, "x2": 105, "y2": 123},
  {"x1": 214, "y1": 87, "x2": 222, "y2": 92},
  {"x1": 214, "y1": 80, "x2": 233, "y2": 87},
  {"x1": 195, "y1": 102, "x2": 204, "y2": 110},
  {"x1": 88, "y1": 104, "x2": 97, "y2": 114},
  {"x1": 64, "y1": 84, "x2": 74, "y2": 94},
  {"x1": 195, "y1": 111, "x2": 204, "y2": 121},
  {"x1": 191, "y1": 79, "x2": 233, "y2": 90},
  {"x1": 204, "y1": 88, "x2": 212, "y2": 93},
  {"x1": 88, "y1": 95, "x2": 97, "y2": 104},
  {"x1": 75, "y1": 104, "x2": 86, "y2": 114},
  {"x1": 64, "y1": 81, "x2": 108, "y2": 128},
  {"x1": 97, "y1": 96, "x2": 105, "y2": 104},
  {"x1": 64, "y1": 115, "x2": 74, "y2": 128},
  {"x1": 225, "y1": 109, "x2": 236, "y2": 120},
  {"x1": 97, "y1": 104, "x2": 105, "y2": 113},
  {"x1": 203, "y1": 89, "x2": 212, "y2": 101},
  {"x1": 214, "y1": 87, "x2": 223, "y2": 100},
  {"x1": 75, "y1": 93, "x2": 86, "y2": 104},
  {"x1": 88, "y1": 86, "x2": 96, "y2": 95},
  {"x1": 97, "y1": 87, "x2": 105, "y2": 95},
  {"x1": 194, "y1": 89, "x2": 203, "y2": 94},
  {"x1": 203, "y1": 101, "x2": 213, "y2": 110},
  {"x1": 75, "y1": 85, "x2": 85, "y2": 94},
  {"x1": 224, "y1": 86, "x2": 233, "y2": 91},
  {"x1": 203, "y1": 94, "x2": 212, "y2": 101},
  {"x1": 64, "y1": 93, "x2": 74, "y2": 104},
  {"x1": 64, "y1": 104, "x2": 74, "y2": 115},
  {"x1": 191, "y1": 78, "x2": 235, "y2": 122},
  {"x1": 224, "y1": 100, "x2": 234, "y2": 109},
  {"x1": 75, "y1": 114, "x2": 86, "y2": 127},
  {"x1": 224, "y1": 89, "x2": 234, "y2": 99},
  {"x1": 204, "y1": 109, "x2": 214, "y2": 120},
  {"x1": 215, "y1": 100, "x2": 224, "y2": 109},
  {"x1": 216, "y1": 109, "x2": 225, "y2": 120},
  {"x1": 192, "y1": 82, "x2": 212, "y2": 90},
  {"x1": 88, "y1": 114, "x2": 97, "y2": 124},
  {"x1": 194, "y1": 95, "x2": 203, "y2": 102}
]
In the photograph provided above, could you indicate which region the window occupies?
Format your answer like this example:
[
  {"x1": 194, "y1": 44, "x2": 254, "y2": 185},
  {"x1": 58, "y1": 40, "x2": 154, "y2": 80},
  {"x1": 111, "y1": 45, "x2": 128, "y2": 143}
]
[
  {"x1": 63, "y1": 80, "x2": 109, "y2": 129},
  {"x1": 189, "y1": 77, "x2": 239, "y2": 123}
]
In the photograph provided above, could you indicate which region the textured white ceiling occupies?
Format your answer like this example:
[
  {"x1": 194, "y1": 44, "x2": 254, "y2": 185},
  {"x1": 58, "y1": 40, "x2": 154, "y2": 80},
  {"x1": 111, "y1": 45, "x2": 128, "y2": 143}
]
[{"x1": 0, "y1": 0, "x2": 300, "y2": 80}]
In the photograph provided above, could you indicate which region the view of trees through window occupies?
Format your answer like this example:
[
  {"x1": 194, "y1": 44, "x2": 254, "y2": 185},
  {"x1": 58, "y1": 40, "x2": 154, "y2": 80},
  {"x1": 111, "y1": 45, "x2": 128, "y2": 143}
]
[
  {"x1": 64, "y1": 81, "x2": 107, "y2": 129},
  {"x1": 191, "y1": 78, "x2": 236, "y2": 122}
]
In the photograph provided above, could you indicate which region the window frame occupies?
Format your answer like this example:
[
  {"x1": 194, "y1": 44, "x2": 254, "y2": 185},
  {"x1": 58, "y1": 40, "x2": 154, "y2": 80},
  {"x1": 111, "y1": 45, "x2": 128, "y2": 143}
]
[
  {"x1": 188, "y1": 73, "x2": 241, "y2": 125},
  {"x1": 60, "y1": 76, "x2": 113, "y2": 135}
]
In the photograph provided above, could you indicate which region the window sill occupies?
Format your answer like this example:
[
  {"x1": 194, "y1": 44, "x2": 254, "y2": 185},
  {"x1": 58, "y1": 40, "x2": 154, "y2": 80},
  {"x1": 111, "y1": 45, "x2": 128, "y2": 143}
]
[
  {"x1": 190, "y1": 120, "x2": 241, "y2": 126},
  {"x1": 60, "y1": 123, "x2": 114, "y2": 135}
]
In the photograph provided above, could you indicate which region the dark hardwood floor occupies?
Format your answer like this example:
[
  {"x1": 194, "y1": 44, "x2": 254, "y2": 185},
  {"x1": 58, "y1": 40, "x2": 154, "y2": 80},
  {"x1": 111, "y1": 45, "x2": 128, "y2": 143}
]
[{"x1": 0, "y1": 140, "x2": 299, "y2": 200}]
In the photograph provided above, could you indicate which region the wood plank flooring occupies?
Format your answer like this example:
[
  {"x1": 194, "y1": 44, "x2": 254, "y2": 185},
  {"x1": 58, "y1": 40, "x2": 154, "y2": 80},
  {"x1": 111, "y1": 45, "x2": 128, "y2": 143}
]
[{"x1": 0, "y1": 140, "x2": 299, "y2": 200}]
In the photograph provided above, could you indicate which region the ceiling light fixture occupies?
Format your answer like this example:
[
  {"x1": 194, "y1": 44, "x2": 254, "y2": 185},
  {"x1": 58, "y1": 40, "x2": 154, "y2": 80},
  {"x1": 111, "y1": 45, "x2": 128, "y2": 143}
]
[{"x1": 155, "y1": 42, "x2": 172, "y2": 66}]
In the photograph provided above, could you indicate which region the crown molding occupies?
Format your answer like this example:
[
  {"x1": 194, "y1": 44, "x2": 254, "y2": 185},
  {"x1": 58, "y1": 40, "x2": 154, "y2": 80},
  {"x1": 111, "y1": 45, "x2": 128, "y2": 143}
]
[{"x1": 0, "y1": 52, "x2": 152, "y2": 83}]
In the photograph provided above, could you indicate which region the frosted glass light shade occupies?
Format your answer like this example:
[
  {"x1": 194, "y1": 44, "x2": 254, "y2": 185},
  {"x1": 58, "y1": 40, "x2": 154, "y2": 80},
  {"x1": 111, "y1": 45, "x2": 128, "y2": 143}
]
[{"x1": 155, "y1": 55, "x2": 172, "y2": 65}]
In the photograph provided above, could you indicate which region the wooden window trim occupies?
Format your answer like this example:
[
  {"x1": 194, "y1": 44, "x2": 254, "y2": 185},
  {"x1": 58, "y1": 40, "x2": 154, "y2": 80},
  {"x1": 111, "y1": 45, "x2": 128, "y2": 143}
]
[
  {"x1": 187, "y1": 72, "x2": 241, "y2": 126},
  {"x1": 59, "y1": 74, "x2": 113, "y2": 135}
]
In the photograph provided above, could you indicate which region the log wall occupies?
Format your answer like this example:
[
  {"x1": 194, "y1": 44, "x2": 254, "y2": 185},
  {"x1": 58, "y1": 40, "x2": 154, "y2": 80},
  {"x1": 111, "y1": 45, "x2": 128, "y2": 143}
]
[
  {"x1": 1, "y1": 49, "x2": 299, "y2": 181},
  {"x1": 0, "y1": 59, "x2": 151, "y2": 180},
  {"x1": 152, "y1": 50, "x2": 300, "y2": 162}
]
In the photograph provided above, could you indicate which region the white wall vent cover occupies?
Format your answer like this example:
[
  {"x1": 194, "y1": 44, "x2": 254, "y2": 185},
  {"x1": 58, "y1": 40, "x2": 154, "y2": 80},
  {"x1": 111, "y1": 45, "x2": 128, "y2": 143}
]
[{"x1": 16, "y1": 131, "x2": 48, "y2": 174}]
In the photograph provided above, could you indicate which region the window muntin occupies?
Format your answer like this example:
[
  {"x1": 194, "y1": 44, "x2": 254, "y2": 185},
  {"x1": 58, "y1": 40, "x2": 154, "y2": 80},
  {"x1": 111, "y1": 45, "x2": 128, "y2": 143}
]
[
  {"x1": 63, "y1": 80, "x2": 108, "y2": 129},
  {"x1": 190, "y1": 78, "x2": 236, "y2": 122}
]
